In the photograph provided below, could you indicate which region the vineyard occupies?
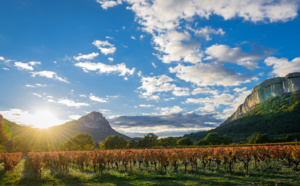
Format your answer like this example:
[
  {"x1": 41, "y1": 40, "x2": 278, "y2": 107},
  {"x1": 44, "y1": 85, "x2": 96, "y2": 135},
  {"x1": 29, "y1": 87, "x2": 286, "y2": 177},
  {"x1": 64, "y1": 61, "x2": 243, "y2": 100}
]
[{"x1": 0, "y1": 145, "x2": 300, "y2": 185}]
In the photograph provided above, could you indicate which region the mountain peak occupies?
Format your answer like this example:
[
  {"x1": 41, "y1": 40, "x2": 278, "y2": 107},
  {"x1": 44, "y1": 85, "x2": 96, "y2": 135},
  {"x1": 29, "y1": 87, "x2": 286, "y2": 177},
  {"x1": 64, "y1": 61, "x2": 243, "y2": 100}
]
[{"x1": 77, "y1": 111, "x2": 111, "y2": 129}]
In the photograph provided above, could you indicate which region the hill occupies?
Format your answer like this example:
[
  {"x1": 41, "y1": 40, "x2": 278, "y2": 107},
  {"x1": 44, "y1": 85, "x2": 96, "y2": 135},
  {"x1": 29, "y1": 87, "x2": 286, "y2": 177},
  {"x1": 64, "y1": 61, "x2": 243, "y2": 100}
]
[
  {"x1": 0, "y1": 112, "x2": 131, "y2": 151},
  {"x1": 183, "y1": 72, "x2": 300, "y2": 142}
]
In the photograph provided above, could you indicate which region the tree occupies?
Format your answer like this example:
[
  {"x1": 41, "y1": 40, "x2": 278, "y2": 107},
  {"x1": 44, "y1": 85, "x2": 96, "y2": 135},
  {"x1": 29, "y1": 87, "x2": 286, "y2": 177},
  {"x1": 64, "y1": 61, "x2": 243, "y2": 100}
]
[
  {"x1": 157, "y1": 137, "x2": 177, "y2": 147},
  {"x1": 59, "y1": 133, "x2": 95, "y2": 151},
  {"x1": 177, "y1": 137, "x2": 192, "y2": 146},
  {"x1": 126, "y1": 140, "x2": 139, "y2": 149},
  {"x1": 254, "y1": 134, "x2": 269, "y2": 144},
  {"x1": 194, "y1": 133, "x2": 232, "y2": 146},
  {"x1": 247, "y1": 132, "x2": 259, "y2": 144},
  {"x1": 140, "y1": 133, "x2": 158, "y2": 148},
  {"x1": 203, "y1": 133, "x2": 222, "y2": 145},
  {"x1": 221, "y1": 135, "x2": 232, "y2": 145},
  {"x1": 102, "y1": 135, "x2": 127, "y2": 149}
]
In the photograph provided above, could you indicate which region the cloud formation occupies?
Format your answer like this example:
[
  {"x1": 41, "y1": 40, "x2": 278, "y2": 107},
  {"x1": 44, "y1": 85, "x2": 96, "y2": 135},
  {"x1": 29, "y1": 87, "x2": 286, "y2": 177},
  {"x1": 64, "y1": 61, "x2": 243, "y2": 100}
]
[
  {"x1": 109, "y1": 112, "x2": 222, "y2": 137},
  {"x1": 73, "y1": 52, "x2": 99, "y2": 61},
  {"x1": 96, "y1": 0, "x2": 122, "y2": 10},
  {"x1": 169, "y1": 63, "x2": 254, "y2": 87},
  {"x1": 31, "y1": 71, "x2": 69, "y2": 83},
  {"x1": 93, "y1": 40, "x2": 116, "y2": 55},
  {"x1": 57, "y1": 99, "x2": 90, "y2": 107},
  {"x1": 14, "y1": 61, "x2": 41, "y2": 71},
  {"x1": 90, "y1": 93, "x2": 107, "y2": 103},
  {"x1": 75, "y1": 61, "x2": 135, "y2": 77},
  {"x1": 205, "y1": 44, "x2": 266, "y2": 70},
  {"x1": 265, "y1": 56, "x2": 300, "y2": 76}
]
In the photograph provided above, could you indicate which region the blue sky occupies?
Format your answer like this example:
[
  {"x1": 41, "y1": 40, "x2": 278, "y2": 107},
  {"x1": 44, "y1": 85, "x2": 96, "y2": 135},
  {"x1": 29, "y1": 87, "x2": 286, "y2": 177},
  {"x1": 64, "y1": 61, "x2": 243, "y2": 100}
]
[{"x1": 1, "y1": 0, "x2": 300, "y2": 137}]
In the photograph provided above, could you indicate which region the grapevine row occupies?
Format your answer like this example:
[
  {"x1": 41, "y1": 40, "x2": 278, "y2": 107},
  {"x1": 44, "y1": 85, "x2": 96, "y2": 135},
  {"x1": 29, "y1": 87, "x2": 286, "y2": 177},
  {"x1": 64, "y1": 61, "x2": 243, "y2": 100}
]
[
  {"x1": 27, "y1": 145, "x2": 300, "y2": 177},
  {"x1": 0, "y1": 152, "x2": 22, "y2": 172}
]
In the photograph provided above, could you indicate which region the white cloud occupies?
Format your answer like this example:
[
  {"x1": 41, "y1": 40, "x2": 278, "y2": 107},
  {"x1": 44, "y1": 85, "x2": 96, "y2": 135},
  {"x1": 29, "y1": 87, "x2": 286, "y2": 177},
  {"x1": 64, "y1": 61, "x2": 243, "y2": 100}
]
[
  {"x1": 32, "y1": 93, "x2": 42, "y2": 98},
  {"x1": 96, "y1": 0, "x2": 122, "y2": 10},
  {"x1": 172, "y1": 87, "x2": 190, "y2": 96},
  {"x1": 155, "y1": 105, "x2": 183, "y2": 115},
  {"x1": 138, "y1": 75, "x2": 175, "y2": 98},
  {"x1": 233, "y1": 87, "x2": 247, "y2": 92},
  {"x1": 92, "y1": 40, "x2": 116, "y2": 55},
  {"x1": 197, "y1": 104, "x2": 216, "y2": 113},
  {"x1": 192, "y1": 87, "x2": 218, "y2": 95},
  {"x1": 153, "y1": 30, "x2": 202, "y2": 64},
  {"x1": 79, "y1": 94, "x2": 87, "y2": 98},
  {"x1": 151, "y1": 62, "x2": 157, "y2": 68},
  {"x1": 131, "y1": 36, "x2": 136, "y2": 40},
  {"x1": 106, "y1": 36, "x2": 113, "y2": 39},
  {"x1": 75, "y1": 61, "x2": 135, "y2": 76},
  {"x1": 57, "y1": 99, "x2": 90, "y2": 107},
  {"x1": 169, "y1": 63, "x2": 254, "y2": 87},
  {"x1": 2, "y1": 68, "x2": 9, "y2": 71},
  {"x1": 73, "y1": 52, "x2": 99, "y2": 61},
  {"x1": 194, "y1": 26, "x2": 225, "y2": 40},
  {"x1": 139, "y1": 74, "x2": 192, "y2": 99},
  {"x1": 90, "y1": 93, "x2": 107, "y2": 103},
  {"x1": 265, "y1": 56, "x2": 300, "y2": 76},
  {"x1": 205, "y1": 44, "x2": 264, "y2": 70},
  {"x1": 28, "y1": 61, "x2": 41, "y2": 66},
  {"x1": 26, "y1": 84, "x2": 47, "y2": 88},
  {"x1": 108, "y1": 57, "x2": 114, "y2": 62},
  {"x1": 139, "y1": 104, "x2": 154, "y2": 108},
  {"x1": 140, "y1": 35, "x2": 145, "y2": 40},
  {"x1": 119, "y1": 0, "x2": 298, "y2": 65},
  {"x1": 31, "y1": 71, "x2": 69, "y2": 83},
  {"x1": 14, "y1": 62, "x2": 33, "y2": 70},
  {"x1": 0, "y1": 56, "x2": 4, "y2": 60}
]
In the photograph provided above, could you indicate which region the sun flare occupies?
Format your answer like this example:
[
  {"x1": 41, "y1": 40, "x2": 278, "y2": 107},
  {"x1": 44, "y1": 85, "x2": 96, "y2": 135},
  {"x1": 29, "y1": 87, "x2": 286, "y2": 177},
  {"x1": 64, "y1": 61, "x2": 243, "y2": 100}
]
[{"x1": 32, "y1": 109, "x2": 61, "y2": 129}]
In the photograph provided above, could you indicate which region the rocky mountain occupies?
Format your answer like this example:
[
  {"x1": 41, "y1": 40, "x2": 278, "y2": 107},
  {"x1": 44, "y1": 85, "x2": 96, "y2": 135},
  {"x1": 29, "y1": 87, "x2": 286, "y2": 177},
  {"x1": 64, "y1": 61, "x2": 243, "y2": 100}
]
[
  {"x1": 222, "y1": 72, "x2": 300, "y2": 125},
  {"x1": 183, "y1": 72, "x2": 300, "y2": 142},
  {"x1": 0, "y1": 112, "x2": 131, "y2": 150},
  {"x1": 49, "y1": 112, "x2": 130, "y2": 142}
]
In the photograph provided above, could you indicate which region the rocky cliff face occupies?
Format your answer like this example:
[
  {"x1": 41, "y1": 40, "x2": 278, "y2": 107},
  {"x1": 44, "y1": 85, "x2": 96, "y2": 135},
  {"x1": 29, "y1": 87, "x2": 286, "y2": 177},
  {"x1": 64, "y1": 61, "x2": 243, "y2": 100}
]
[
  {"x1": 77, "y1": 112, "x2": 112, "y2": 131},
  {"x1": 50, "y1": 111, "x2": 131, "y2": 142},
  {"x1": 222, "y1": 72, "x2": 300, "y2": 125}
]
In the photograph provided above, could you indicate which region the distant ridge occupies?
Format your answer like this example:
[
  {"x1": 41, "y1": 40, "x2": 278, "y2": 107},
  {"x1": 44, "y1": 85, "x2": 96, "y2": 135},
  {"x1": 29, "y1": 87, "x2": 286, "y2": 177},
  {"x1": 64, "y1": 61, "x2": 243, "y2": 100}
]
[
  {"x1": 222, "y1": 72, "x2": 300, "y2": 125},
  {"x1": 183, "y1": 72, "x2": 300, "y2": 142}
]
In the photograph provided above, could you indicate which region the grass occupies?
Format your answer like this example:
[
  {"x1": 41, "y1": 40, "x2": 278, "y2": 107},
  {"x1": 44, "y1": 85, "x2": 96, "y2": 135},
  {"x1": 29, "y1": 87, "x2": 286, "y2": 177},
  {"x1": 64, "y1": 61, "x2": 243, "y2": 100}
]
[{"x1": 0, "y1": 158, "x2": 300, "y2": 185}]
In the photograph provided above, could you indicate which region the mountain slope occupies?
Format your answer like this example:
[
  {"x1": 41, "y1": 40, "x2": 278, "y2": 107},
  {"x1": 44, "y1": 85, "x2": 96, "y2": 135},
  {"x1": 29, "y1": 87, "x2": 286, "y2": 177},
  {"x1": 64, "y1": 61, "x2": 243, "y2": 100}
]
[
  {"x1": 48, "y1": 112, "x2": 131, "y2": 142},
  {"x1": 183, "y1": 73, "x2": 300, "y2": 142},
  {"x1": 0, "y1": 112, "x2": 131, "y2": 151},
  {"x1": 223, "y1": 72, "x2": 300, "y2": 125}
]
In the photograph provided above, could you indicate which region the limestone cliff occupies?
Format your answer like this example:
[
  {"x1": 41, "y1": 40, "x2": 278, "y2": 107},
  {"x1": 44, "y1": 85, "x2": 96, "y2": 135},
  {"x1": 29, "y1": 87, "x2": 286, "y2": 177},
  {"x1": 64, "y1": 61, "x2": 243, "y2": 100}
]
[{"x1": 222, "y1": 72, "x2": 300, "y2": 125}]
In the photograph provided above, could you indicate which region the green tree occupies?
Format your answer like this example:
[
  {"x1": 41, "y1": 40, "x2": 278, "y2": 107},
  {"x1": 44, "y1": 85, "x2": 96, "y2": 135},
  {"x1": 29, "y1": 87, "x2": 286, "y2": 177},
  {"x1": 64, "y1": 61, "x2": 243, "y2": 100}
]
[
  {"x1": 157, "y1": 137, "x2": 177, "y2": 147},
  {"x1": 220, "y1": 135, "x2": 232, "y2": 145},
  {"x1": 203, "y1": 133, "x2": 222, "y2": 145},
  {"x1": 102, "y1": 135, "x2": 127, "y2": 149},
  {"x1": 247, "y1": 132, "x2": 259, "y2": 144},
  {"x1": 194, "y1": 133, "x2": 232, "y2": 146},
  {"x1": 59, "y1": 133, "x2": 95, "y2": 151},
  {"x1": 177, "y1": 137, "x2": 192, "y2": 146},
  {"x1": 254, "y1": 134, "x2": 269, "y2": 144},
  {"x1": 140, "y1": 133, "x2": 158, "y2": 148},
  {"x1": 126, "y1": 140, "x2": 139, "y2": 149}
]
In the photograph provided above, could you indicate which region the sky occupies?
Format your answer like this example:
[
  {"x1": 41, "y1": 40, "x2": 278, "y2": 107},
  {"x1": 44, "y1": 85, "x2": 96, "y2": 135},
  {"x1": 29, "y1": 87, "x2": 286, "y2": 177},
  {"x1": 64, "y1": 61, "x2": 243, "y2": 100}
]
[{"x1": 1, "y1": 0, "x2": 300, "y2": 137}]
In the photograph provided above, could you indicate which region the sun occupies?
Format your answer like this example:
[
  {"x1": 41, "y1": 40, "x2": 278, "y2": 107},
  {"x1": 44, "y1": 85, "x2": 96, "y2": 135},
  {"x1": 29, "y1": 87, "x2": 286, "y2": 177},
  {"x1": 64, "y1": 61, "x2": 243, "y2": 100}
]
[{"x1": 32, "y1": 109, "x2": 61, "y2": 129}]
